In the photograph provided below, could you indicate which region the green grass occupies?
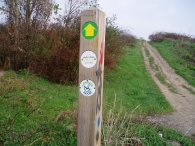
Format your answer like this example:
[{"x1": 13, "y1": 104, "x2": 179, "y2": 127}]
[
  {"x1": 155, "y1": 72, "x2": 166, "y2": 84},
  {"x1": 134, "y1": 124, "x2": 195, "y2": 146},
  {"x1": 0, "y1": 42, "x2": 194, "y2": 145},
  {"x1": 102, "y1": 98, "x2": 195, "y2": 146},
  {"x1": 150, "y1": 39, "x2": 195, "y2": 86},
  {"x1": 0, "y1": 71, "x2": 77, "y2": 145},
  {"x1": 104, "y1": 43, "x2": 172, "y2": 113}
]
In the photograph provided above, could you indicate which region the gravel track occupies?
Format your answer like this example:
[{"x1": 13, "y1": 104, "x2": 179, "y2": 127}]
[{"x1": 141, "y1": 41, "x2": 195, "y2": 136}]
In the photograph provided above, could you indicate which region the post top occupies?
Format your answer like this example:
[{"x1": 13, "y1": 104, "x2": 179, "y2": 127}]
[
  {"x1": 87, "y1": 7, "x2": 100, "y2": 11},
  {"x1": 81, "y1": 7, "x2": 106, "y2": 16}
]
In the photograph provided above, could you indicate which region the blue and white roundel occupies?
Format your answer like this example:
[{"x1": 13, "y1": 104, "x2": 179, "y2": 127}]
[{"x1": 80, "y1": 80, "x2": 96, "y2": 96}]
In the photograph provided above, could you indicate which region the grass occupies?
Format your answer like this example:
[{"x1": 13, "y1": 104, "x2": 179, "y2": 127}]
[
  {"x1": 0, "y1": 71, "x2": 77, "y2": 145},
  {"x1": 0, "y1": 42, "x2": 194, "y2": 145},
  {"x1": 104, "y1": 43, "x2": 172, "y2": 113},
  {"x1": 133, "y1": 124, "x2": 195, "y2": 146},
  {"x1": 102, "y1": 98, "x2": 195, "y2": 146},
  {"x1": 150, "y1": 39, "x2": 195, "y2": 86}
]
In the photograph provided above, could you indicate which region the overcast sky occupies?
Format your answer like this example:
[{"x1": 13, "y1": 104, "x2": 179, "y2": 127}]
[
  {"x1": 98, "y1": 0, "x2": 195, "y2": 39},
  {"x1": 55, "y1": 0, "x2": 195, "y2": 39},
  {"x1": 1, "y1": 0, "x2": 194, "y2": 40}
]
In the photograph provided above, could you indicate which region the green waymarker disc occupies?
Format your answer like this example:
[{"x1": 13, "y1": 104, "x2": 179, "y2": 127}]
[{"x1": 82, "y1": 21, "x2": 98, "y2": 40}]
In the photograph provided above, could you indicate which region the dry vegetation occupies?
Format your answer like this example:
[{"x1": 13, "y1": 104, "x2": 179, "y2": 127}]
[
  {"x1": 149, "y1": 32, "x2": 195, "y2": 42},
  {"x1": 0, "y1": 0, "x2": 136, "y2": 84}
]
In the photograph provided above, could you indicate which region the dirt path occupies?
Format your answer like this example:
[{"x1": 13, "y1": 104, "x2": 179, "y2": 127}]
[{"x1": 141, "y1": 41, "x2": 195, "y2": 136}]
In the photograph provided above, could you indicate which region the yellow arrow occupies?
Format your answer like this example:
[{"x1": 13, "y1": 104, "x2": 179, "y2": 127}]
[{"x1": 84, "y1": 24, "x2": 96, "y2": 37}]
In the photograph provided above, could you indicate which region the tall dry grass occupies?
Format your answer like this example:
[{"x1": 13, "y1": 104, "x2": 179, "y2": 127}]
[{"x1": 102, "y1": 95, "x2": 142, "y2": 146}]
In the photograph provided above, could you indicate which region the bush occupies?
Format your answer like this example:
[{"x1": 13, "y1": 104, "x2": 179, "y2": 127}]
[
  {"x1": 105, "y1": 18, "x2": 136, "y2": 68},
  {"x1": 29, "y1": 24, "x2": 80, "y2": 83},
  {"x1": 0, "y1": 23, "x2": 30, "y2": 70},
  {"x1": 0, "y1": 17, "x2": 135, "y2": 84},
  {"x1": 149, "y1": 32, "x2": 195, "y2": 42}
]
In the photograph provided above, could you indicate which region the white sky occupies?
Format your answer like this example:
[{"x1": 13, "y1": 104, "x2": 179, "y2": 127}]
[
  {"x1": 98, "y1": 0, "x2": 195, "y2": 39},
  {"x1": 1, "y1": 0, "x2": 195, "y2": 40}
]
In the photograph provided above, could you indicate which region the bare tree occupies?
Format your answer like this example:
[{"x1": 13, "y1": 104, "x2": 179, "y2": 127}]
[
  {"x1": 15, "y1": 0, "x2": 19, "y2": 50},
  {"x1": 0, "y1": 0, "x2": 53, "y2": 69},
  {"x1": 0, "y1": 0, "x2": 53, "y2": 48},
  {"x1": 63, "y1": 0, "x2": 99, "y2": 27}
]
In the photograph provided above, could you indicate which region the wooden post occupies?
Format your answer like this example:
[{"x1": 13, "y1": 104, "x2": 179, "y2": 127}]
[{"x1": 78, "y1": 8, "x2": 106, "y2": 146}]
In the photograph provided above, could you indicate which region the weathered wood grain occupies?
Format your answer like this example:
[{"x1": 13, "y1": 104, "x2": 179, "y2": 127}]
[{"x1": 77, "y1": 8, "x2": 106, "y2": 146}]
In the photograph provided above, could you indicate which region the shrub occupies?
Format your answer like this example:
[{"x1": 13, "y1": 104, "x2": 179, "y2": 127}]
[
  {"x1": 149, "y1": 32, "x2": 195, "y2": 42},
  {"x1": 29, "y1": 24, "x2": 80, "y2": 83},
  {"x1": 105, "y1": 17, "x2": 136, "y2": 68},
  {"x1": 0, "y1": 17, "x2": 135, "y2": 84}
]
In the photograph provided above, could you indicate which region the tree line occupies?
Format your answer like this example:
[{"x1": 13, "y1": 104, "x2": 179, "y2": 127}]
[{"x1": 0, "y1": 0, "x2": 135, "y2": 83}]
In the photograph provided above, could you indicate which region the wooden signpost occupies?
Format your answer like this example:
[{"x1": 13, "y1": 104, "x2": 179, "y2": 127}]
[{"x1": 77, "y1": 8, "x2": 106, "y2": 146}]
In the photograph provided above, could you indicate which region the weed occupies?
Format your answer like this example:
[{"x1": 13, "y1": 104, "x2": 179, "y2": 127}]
[
  {"x1": 155, "y1": 72, "x2": 166, "y2": 84},
  {"x1": 102, "y1": 96, "x2": 195, "y2": 146},
  {"x1": 182, "y1": 85, "x2": 195, "y2": 95},
  {"x1": 102, "y1": 96, "x2": 142, "y2": 146}
]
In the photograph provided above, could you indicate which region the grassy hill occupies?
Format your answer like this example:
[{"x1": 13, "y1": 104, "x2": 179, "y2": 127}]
[
  {"x1": 150, "y1": 38, "x2": 195, "y2": 86},
  {"x1": 0, "y1": 42, "x2": 194, "y2": 145},
  {"x1": 104, "y1": 43, "x2": 172, "y2": 113}
]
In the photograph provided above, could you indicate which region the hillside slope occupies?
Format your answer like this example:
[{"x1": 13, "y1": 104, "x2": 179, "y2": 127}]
[
  {"x1": 150, "y1": 39, "x2": 195, "y2": 86},
  {"x1": 1, "y1": 43, "x2": 195, "y2": 145},
  {"x1": 142, "y1": 42, "x2": 195, "y2": 136},
  {"x1": 104, "y1": 42, "x2": 172, "y2": 113}
]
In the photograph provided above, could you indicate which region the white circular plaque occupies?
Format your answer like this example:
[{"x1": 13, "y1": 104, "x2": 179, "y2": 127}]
[
  {"x1": 80, "y1": 80, "x2": 96, "y2": 96},
  {"x1": 81, "y1": 51, "x2": 97, "y2": 68}
]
